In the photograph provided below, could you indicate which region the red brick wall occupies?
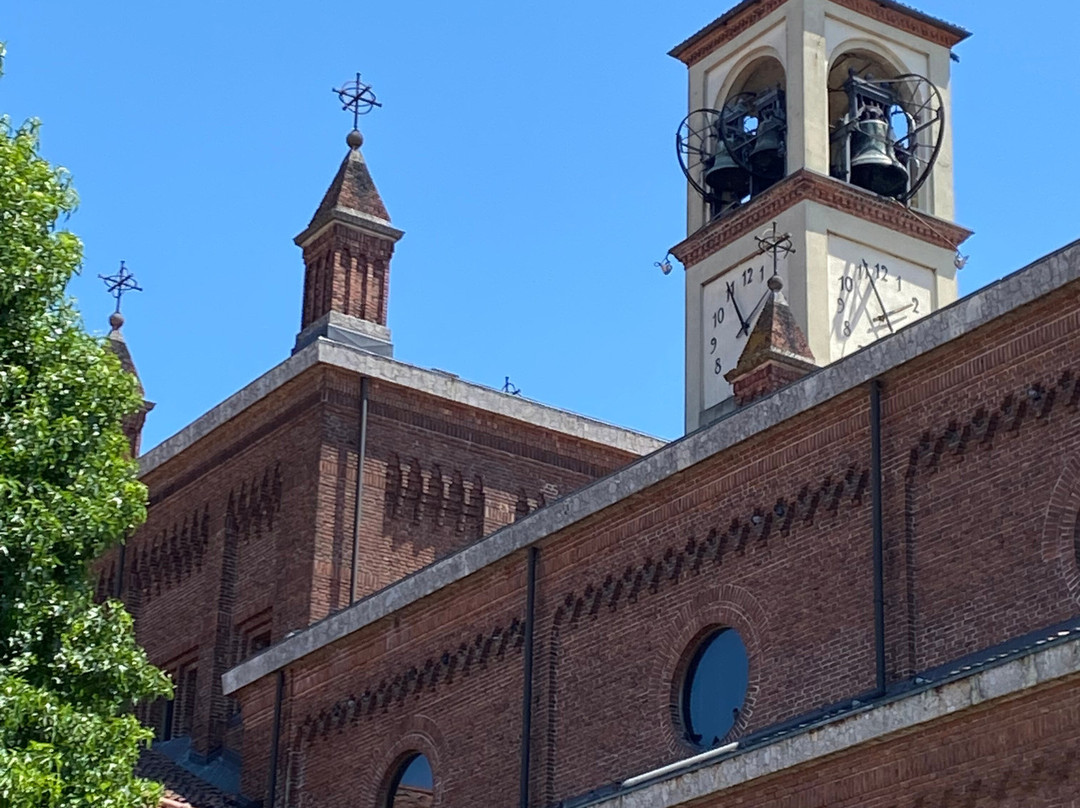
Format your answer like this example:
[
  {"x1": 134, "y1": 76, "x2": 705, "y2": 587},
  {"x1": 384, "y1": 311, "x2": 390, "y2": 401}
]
[
  {"x1": 308, "y1": 368, "x2": 646, "y2": 616},
  {"x1": 244, "y1": 280, "x2": 1080, "y2": 806},
  {"x1": 94, "y1": 372, "x2": 324, "y2": 757},
  {"x1": 696, "y1": 674, "x2": 1080, "y2": 807},
  {"x1": 94, "y1": 360, "x2": 645, "y2": 763}
]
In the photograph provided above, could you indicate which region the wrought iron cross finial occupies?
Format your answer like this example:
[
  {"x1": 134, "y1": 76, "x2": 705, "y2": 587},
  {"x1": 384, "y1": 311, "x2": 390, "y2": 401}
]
[
  {"x1": 333, "y1": 72, "x2": 381, "y2": 131},
  {"x1": 99, "y1": 260, "x2": 143, "y2": 314},
  {"x1": 755, "y1": 221, "x2": 796, "y2": 279}
]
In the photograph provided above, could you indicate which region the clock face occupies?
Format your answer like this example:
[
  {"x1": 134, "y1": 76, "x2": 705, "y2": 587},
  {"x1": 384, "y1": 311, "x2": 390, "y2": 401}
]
[
  {"x1": 828, "y1": 237, "x2": 935, "y2": 361},
  {"x1": 701, "y1": 259, "x2": 788, "y2": 410}
]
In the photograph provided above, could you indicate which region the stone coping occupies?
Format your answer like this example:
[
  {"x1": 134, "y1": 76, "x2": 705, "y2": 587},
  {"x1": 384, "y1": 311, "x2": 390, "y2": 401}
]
[
  {"x1": 222, "y1": 237, "x2": 1080, "y2": 695},
  {"x1": 139, "y1": 341, "x2": 665, "y2": 478},
  {"x1": 580, "y1": 631, "x2": 1080, "y2": 808}
]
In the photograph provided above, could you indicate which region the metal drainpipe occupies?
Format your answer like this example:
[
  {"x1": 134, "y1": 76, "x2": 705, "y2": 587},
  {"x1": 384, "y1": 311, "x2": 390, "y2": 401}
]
[
  {"x1": 519, "y1": 547, "x2": 539, "y2": 808},
  {"x1": 266, "y1": 669, "x2": 285, "y2": 807},
  {"x1": 114, "y1": 540, "x2": 126, "y2": 599},
  {"x1": 870, "y1": 378, "x2": 886, "y2": 696},
  {"x1": 349, "y1": 376, "x2": 370, "y2": 605}
]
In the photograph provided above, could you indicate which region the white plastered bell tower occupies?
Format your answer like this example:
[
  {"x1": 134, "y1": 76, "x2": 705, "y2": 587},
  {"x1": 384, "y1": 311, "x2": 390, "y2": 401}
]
[{"x1": 671, "y1": 0, "x2": 971, "y2": 432}]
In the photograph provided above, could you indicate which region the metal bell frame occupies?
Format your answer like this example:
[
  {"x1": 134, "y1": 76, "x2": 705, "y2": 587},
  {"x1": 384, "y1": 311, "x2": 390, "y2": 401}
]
[{"x1": 830, "y1": 71, "x2": 945, "y2": 204}]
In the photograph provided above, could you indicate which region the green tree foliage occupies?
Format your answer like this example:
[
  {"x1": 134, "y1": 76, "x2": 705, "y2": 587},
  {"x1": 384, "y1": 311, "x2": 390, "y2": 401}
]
[{"x1": 0, "y1": 47, "x2": 171, "y2": 807}]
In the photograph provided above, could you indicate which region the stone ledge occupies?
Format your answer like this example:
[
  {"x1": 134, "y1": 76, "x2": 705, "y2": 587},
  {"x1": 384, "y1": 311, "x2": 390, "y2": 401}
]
[
  {"x1": 671, "y1": 170, "x2": 973, "y2": 270},
  {"x1": 586, "y1": 634, "x2": 1080, "y2": 808},
  {"x1": 221, "y1": 237, "x2": 1080, "y2": 695},
  {"x1": 140, "y1": 341, "x2": 665, "y2": 478}
]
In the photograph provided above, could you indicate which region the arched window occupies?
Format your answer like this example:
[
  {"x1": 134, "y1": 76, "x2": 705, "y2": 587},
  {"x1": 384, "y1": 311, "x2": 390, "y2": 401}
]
[
  {"x1": 714, "y1": 56, "x2": 788, "y2": 215},
  {"x1": 680, "y1": 628, "x2": 750, "y2": 748},
  {"x1": 827, "y1": 48, "x2": 943, "y2": 207},
  {"x1": 387, "y1": 753, "x2": 433, "y2": 808}
]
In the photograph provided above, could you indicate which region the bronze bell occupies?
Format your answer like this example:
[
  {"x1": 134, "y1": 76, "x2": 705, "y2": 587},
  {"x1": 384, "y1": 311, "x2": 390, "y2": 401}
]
[
  {"x1": 849, "y1": 109, "x2": 908, "y2": 199},
  {"x1": 749, "y1": 114, "x2": 785, "y2": 179},
  {"x1": 703, "y1": 137, "x2": 751, "y2": 202}
]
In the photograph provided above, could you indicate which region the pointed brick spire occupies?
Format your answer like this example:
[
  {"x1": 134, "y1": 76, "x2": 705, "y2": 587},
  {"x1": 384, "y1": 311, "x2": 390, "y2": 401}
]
[
  {"x1": 293, "y1": 130, "x2": 403, "y2": 357},
  {"x1": 307, "y1": 129, "x2": 391, "y2": 231},
  {"x1": 725, "y1": 276, "x2": 816, "y2": 406},
  {"x1": 106, "y1": 312, "x2": 155, "y2": 456}
]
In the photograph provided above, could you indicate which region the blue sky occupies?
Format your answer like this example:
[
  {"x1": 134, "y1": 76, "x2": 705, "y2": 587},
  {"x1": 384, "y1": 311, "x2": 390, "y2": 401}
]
[{"x1": 4, "y1": 2, "x2": 1079, "y2": 448}]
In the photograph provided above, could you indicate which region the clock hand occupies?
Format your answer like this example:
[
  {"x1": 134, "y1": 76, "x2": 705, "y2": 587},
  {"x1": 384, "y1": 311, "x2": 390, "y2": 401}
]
[
  {"x1": 873, "y1": 302, "x2": 914, "y2": 322},
  {"x1": 864, "y1": 271, "x2": 893, "y2": 334},
  {"x1": 740, "y1": 288, "x2": 770, "y2": 336},
  {"x1": 727, "y1": 287, "x2": 751, "y2": 336}
]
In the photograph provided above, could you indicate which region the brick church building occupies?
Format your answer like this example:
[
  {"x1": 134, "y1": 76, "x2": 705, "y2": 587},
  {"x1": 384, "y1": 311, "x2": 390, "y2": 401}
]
[{"x1": 94, "y1": 1, "x2": 1080, "y2": 806}]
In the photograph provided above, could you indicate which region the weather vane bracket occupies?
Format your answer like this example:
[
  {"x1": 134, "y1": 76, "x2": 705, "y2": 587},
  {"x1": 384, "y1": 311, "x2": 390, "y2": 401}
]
[
  {"x1": 755, "y1": 221, "x2": 795, "y2": 277},
  {"x1": 98, "y1": 260, "x2": 143, "y2": 314},
  {"x1": 333, "y1": 72, "x2": 382, "y2": 131}
]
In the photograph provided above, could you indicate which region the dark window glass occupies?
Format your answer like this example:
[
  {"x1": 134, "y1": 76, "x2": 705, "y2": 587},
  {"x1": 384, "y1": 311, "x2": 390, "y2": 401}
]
[
  {"x1": 682, "y1": 628, "x2": 749, "y2": 748},
  {"x1": 388, "y1": 753, "x2": 433, "y2": 808}
]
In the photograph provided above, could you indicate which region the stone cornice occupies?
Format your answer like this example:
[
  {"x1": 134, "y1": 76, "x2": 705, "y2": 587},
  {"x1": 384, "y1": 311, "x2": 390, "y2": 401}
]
[
  {"x1": 669, "y1": 0, "x2": 969, "y2": 67},
  {"x1": 294, "y1": 206, "x2": 404, "y2": 250},
  {"x1": 669, "y1": 0, "x2": 786, "y2": 67},
  {"x1": 670, "y1": 170, "x2": 973, "y2": 269}
]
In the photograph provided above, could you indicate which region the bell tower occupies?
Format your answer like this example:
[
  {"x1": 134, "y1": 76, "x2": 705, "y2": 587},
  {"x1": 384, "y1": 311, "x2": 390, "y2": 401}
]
[{"x1": 670, "y1": 0, "x2": 972, "y2": 432}]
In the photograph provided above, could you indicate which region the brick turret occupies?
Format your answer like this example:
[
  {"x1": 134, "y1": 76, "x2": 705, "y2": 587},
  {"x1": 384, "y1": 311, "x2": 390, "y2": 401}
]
[
  {"x1": 293, "y1": 128, "x2": 404, "y2": 356},
  {"x1": 724, "y1": 275, "x2": 815, "y2": 407},
  {"x1": 106, "y1": 311, "x2": 154, "y2": 456}
]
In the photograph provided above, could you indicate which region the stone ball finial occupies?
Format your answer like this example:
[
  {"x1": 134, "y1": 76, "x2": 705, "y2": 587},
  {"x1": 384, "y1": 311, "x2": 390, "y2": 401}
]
[
  {"x1": 109, "y1": 311, "x2": 125, "y2": 331},
  {"x1": 346, "y1": 129, "x2": 364, "y2": 150},
  {"x1": 767, "y1": 275, "x2": 783, "y2": 292}
]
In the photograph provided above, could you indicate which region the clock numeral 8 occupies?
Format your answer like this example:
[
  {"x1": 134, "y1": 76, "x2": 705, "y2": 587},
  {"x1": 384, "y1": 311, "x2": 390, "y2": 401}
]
[
  {"x1": 714, "y1": 358, "x2": 723, "y2": 376},
  {"x1": 843, "y1": 321, "x2": 852, "y2": 337}
]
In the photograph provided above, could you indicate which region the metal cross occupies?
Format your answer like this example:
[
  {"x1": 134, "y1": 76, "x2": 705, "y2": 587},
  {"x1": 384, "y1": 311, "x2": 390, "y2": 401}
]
[
  {"x1": 333, "y1": 73, "x2": 381, "y2": 131},
  {"x1": 755, "y1": 221, "x2": 796, "y2": 278},
  {"x1": 98, "y1": 260, "x2": 143, "y2": 313}
]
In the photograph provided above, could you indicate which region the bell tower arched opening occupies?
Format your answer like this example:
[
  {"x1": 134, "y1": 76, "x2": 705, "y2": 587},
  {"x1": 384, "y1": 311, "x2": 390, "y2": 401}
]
[{"x1": 828, "y1": 48, "x2": 944, "y2": 209}]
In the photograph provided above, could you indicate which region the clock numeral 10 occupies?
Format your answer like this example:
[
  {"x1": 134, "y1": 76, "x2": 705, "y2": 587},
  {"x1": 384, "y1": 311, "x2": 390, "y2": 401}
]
[{"x1": 711, "y1": 307, "x2": 725, "y2": 328}]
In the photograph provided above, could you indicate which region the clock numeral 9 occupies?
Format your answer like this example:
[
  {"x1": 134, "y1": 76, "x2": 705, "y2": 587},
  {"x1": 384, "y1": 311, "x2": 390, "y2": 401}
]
[
  {"x1": 837, "y1": 297, "x2": 845, "y2": 313},
  {"x1": 709, "y1": 337, "x2": 717, "y2": 355},
  {"x1": 714, "y1": 358, "x2": 723, "y2": 375},
  {"x1": 711, "y1": 307, "x2": 725, "y2": 328}
]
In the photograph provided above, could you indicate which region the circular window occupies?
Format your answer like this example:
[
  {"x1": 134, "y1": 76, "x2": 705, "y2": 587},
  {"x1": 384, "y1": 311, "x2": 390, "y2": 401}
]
[
  {"x1": 681, "y1": 628, "x2": 749, "y2": 748},
  {"x1": 387, "y1": 753, "x2": 433, "y2": 807}
]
